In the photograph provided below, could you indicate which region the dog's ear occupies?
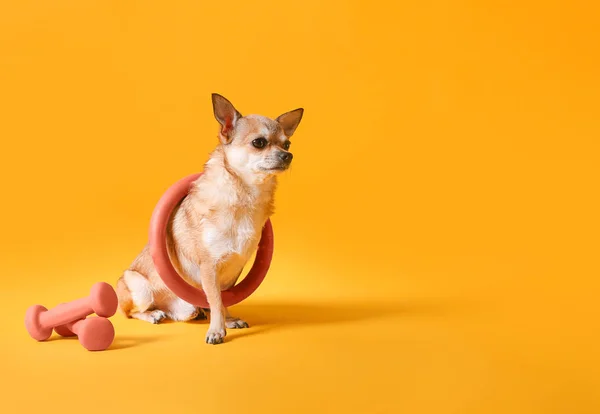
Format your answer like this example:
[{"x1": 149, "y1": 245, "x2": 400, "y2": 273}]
[
  {"x1": 276, "y1": 108, "x2": 304, "y2": 138},
  {"x1": 212, "y1": 93, "x2": 242, "y2": 144}
]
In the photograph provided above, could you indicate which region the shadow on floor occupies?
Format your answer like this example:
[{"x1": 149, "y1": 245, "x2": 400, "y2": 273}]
[
  {"x1": 109, "y1": 335, "x2": 160, "y2": 350},
  {"x1": 52, "y1": 298, "x2": 466, "y2": 347},
  {"x1": 45, "y1": 332, "x2": 159, "y2": 350},
  {"x1": 218, "y1": 298, "x2": 464, "y2": 340},
  {"x1": 45, "y1": 326, "x2": 160, "y2": 351},
  {"x1": 234, "y1": 301, "x2": 402, "y2": 326}
]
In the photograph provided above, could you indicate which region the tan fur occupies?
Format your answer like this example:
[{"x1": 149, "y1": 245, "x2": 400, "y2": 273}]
[{"x1": 116, "y1": 94, "x2": 303, "y2": 344}]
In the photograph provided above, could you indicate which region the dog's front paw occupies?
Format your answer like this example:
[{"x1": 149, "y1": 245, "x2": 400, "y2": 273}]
[
  {"x1": 205, "y1": 327, "x2": 226, "y2": 344},
  {"x1": 226, "y1": 318, "x2": 249, "y2": 329}
]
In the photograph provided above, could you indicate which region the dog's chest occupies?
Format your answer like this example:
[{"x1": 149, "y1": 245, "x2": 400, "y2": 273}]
[
  {"x1": 202, "y1": 208, "x2": 263, "y2": 261},
  {"x1": 226, "y1": 213, "x2": 259, "y2": 255}
]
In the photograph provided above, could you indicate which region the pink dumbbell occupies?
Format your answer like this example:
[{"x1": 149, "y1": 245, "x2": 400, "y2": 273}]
[
  {"x1": 25, "y1": 282, "x2": 118, "y2": 341},
  {"x1": 54, "y1": 317, "x2": 115, "y2": 351}
]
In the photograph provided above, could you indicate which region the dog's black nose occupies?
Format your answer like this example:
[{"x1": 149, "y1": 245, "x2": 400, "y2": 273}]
[{"x1": 279, "y1": 152, "x2": 293, "y2": 162}]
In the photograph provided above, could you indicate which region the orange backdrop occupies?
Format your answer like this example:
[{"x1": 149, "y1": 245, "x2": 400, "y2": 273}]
[{"x1": 1, "y1": 1, "x2": 598, "y2": 413}]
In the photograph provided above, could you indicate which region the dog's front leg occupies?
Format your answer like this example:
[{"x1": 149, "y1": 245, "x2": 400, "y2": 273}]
[{"x1": 200, "y1": 262, "x2": 226, "y2": 344}]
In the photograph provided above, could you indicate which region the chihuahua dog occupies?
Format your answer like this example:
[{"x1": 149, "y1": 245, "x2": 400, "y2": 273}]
[{"x1": 116, "y1": 94, "x2": 303, "y2": 344}]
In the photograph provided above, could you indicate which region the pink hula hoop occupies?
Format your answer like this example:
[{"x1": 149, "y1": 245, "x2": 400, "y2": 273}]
[{"x1": 148, "y1": 173, "x2": 274, "y2": 308}]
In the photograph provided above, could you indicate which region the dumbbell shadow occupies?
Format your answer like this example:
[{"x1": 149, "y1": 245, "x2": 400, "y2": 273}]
[
  {"x1": 109, "y1": 335, "x2": 159, "y2": 350},
  {"x1": 46, "y1": 330, "x2": 158, "y2": 350}
]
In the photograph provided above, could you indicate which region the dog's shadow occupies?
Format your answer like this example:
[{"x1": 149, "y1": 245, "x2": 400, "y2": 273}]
[{"x1": 217, "y1": 298, "x2": 457, "y2": 339}]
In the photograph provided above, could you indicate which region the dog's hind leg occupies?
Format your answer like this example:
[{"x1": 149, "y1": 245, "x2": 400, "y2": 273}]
[{"x1": 117, "y1": 270, "x2": 168, "y2": 324}]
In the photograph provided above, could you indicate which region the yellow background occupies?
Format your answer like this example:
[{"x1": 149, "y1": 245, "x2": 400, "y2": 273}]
[{"x1": 1, "y1": 1, "x2": 598, "y2": 413}]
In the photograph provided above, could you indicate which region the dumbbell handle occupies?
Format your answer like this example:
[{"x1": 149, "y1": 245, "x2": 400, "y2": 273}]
[
  {"x1": 66, "y1": 318, "x2": 86, "y2": 334},
  {"x1": 40, "y1": 298, "x2": 92, "y2": 328},
  {"x1": 38, "y1": 282, "x2": 117, "y2": 328}
]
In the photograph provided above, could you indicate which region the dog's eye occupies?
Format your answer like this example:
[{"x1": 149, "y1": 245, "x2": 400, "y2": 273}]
[
  {"x1": 252, "y1": 137, "x2": 268, "y2": 149},
  {"x1": 283, "y1": 141, "x2": 291, "y2": 150}
]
